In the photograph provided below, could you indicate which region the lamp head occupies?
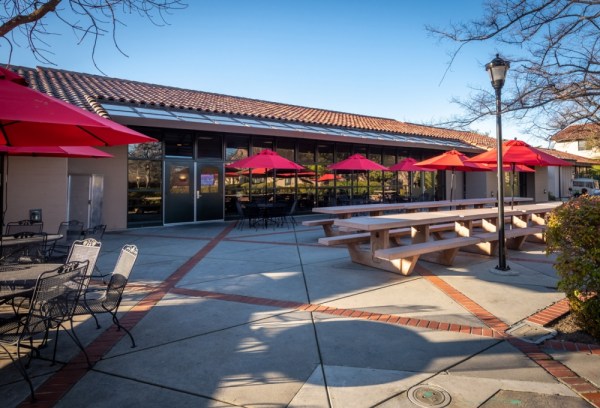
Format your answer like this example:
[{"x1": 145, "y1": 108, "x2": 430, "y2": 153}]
[{"x1": 486, "y1": 54, "x2": 510, "y2": 90}]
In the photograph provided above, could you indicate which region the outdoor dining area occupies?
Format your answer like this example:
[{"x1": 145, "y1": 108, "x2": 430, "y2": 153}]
[
  {"x1": 0, "y1": 218, "x2": 139, "y2": 401},
  {"x1": 0, "y1": 67, "x2": 152, "y2": 402},
  {"x1": 231, "y1": 137, "x2": 570, "y2": 234}
]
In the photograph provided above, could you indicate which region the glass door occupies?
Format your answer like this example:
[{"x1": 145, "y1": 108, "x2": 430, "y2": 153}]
[
  {"x1": 196, "y1": 162, "x2": 224, "y2": 221},
  {"x1": 164, "y1": 161, "x2": 194, "y2": 224}
]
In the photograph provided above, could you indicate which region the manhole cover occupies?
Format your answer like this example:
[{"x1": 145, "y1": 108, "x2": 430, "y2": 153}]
[
  {"x1": 407, "y1": 384, "x2": 451, "y2": 407},
  {"x1": 506, "y1": 321, "x2": 556, "y2": 344}
]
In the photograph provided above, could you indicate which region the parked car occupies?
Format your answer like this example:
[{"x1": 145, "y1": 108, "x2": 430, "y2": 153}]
[{"x1": 570, "y1": 178, "x2": 600, "y2": 196}]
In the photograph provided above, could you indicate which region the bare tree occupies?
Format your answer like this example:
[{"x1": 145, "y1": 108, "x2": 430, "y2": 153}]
[
  {"x1": 1, "y1": 0, "x2": 186, "y2": 72},
  {"x1": 428, "y1": 0, "x2": 600, "y2": 142}
]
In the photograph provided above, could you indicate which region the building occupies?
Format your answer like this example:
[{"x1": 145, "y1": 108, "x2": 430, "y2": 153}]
[
  {"x1": 3, "y1": 65, "x2": 594, "y2": 231},
  {"x1": 551, "y1": 124, "x2": 600, "y2": 161}
]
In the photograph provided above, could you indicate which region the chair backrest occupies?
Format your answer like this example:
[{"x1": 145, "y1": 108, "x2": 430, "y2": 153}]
[
  {"x1": 26, "y1": 260, "x2": 89, "y2": 333},
  {"x1": 84, "y1": 224, "x2": 106, "y2": 241},
  {"x1": 104, "y1": 244, "x2": 138, "y2": 310},
  {"x1": 5, "y1": 220, "x2": 43, "y2": 235},
  {"x1": 66, "y1": 238, "x2": 102, "y2": 288},
  {"x1": 56, "y1": 220, "x2": 84, "y2": 245}
]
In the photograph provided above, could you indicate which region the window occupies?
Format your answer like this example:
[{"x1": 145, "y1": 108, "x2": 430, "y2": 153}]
[
  {"x1": 164, "y1": 131, "x2": 193, "y2": 158},
  {"x1": 226, "y1": 135, "x2": 249, "y2": 161},
  {"x1": 197, "y1": 134, "x2": 223, "y2": 159},
  {"x1": 578, "y1": 140, "x2": 589, "y2": 150}
]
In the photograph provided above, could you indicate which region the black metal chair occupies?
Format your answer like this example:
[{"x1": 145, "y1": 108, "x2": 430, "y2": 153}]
[
  {"x1": 5, "y1": 220, "x2": 43, "y2": 236},
  {"x1": 73, "y1": 244, "x2": 138, "y2": 348},
  {"x1": 50, "y1": 220, "x2": 85, "y2": 261},
  {"x1": 82, "y1": 224, "x2": 106, "y2": 241},
  {"x1": 0, "y1": 261, "x2": 89, "y2": 401}
]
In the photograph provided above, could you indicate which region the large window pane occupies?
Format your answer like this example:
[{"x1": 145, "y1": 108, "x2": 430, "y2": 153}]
[
  {"x1": 298, "y1": 140, "x2": 315, "y2": 163},
  {"x1": 164, "y1": 131, "x2": 193, "y2": 158},
  {"x1": 226, "y1": 135, "x2": 249, "y2": 161},
  {"x1": 197, "y1": 134, "x2": 223, "y2": 159}
]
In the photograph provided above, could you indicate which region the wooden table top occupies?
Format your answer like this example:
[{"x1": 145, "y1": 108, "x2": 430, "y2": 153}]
[
  {"x1": 334, "y1": 203, "x2": 559, "y2": 232},
  {"x1": 312, "y1": 197, "x2": 533, "y2": 215}
]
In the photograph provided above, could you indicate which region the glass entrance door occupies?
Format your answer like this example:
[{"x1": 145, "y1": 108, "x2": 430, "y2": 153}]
[
  {"x1": 196, "y1": 163, "x2": 223, "y2": 221},
  {"x1": 164, "y1": 161, "x2": 194, "y2": 224}
]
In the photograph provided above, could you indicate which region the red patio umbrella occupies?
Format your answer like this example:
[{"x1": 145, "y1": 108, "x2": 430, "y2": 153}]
[
  {"x1": 0, "y1": 67, "x2": 157, "y2": 146},
  {"x1": 388, "y1": 158, "x2": 435, "y2": 200},
  {"x1": 416, "y1": 150, "x2": 490, "y2": 201},
  {"x1": 229, "y1": 149, "x2": 304, "y2": 171},
  {"x1": 387, "y1": 158, "x2": 433, "y2": 172},
  {"x1": 229, "y1": 149, "x2": 304, "y2": 201},
  {"x1": 317, "y1": 173, "x2": 344, "y2": 182},
  {"x1": 467, "y1": 139, "x2": 571, "y2": 207},
  {"x1": 467, "y1": 139, "x2": 571, "y2": 167},
  {"x1": 327, "y1": 154, "x2": 388, "y2": 204},
  {"x1": 327, "y1": 154, "x2": 389, "y2": 172},
  {"x1": 0, "y1": 145, "x2": 113, "y2": 158}
]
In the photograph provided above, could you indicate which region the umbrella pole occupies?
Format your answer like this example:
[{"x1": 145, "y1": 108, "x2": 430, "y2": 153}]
[
  {"x1": 511, "y1": 164, "x2": 515, "y2": 209},
  {"x1": 450, "y1": 170, "x2": 455, "y2": 202}
]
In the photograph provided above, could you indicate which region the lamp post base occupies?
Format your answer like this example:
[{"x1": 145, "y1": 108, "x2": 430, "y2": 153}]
[{"x1": 489, "y1": 265, "x2": 519, "y2": 276}]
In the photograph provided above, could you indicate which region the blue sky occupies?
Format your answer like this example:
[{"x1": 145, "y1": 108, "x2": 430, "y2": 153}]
[{"x1": 3, "y1": 1, "x2": 538, "y2": 145}]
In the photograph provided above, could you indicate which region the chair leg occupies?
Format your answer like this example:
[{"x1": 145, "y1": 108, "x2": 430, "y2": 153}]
[
  {"x1": 110, "y1": 311, "x2": 136, "y2": 348},
  {"x1": 10, "y1": 343, "x2": 35, "y2": 401}
]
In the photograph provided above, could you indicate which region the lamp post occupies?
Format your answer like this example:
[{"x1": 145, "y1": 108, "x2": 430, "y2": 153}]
[{"x1": 486, "y1": 54, "x2": 510, "y2": 271}]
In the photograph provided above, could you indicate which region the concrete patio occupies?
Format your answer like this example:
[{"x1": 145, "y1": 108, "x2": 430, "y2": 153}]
[{"x1": 1, "y1": 215, "x2": 599, "y2": 407}]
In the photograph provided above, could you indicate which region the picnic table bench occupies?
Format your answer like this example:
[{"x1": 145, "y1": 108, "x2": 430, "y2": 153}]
[
  {"x1": 319, "y1": 202, "x2": 561, "y2": 276},
  {"x1": 307, "y1": 197, "x2": 533, "y2": 237}
]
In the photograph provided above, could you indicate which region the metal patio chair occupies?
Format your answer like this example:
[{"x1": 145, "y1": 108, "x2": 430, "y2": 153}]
[
  {"x1": 50, "y1": 220, "x2": 85, "y2": 261},
  {"x1": 0, "y1": 260, "x2": 89, "y2": 401},
  {"x1": 65, "y1": 238, "x2": 102, "y2": 289},
  {"x1": 5, "y1": 220, "x2": 44, "y2": 236},
  {"x1": 73, "y1": 244, "x2": 138, "y2": 348}
]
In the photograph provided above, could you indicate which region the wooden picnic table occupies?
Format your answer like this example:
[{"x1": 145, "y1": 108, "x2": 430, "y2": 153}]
[
  {"x1": 321, "y1": 202, "x2": 560, "y2": 276},
  {"x1": 312, "y1": 197, "x2": 534, "y2": 218},
  {"x1": 306, "y1": 197, "x2": 534, "y2": 237}
]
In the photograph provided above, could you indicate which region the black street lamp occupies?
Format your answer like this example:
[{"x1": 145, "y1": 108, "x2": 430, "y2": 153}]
[{"x1": 486, "y1": 54, "x2": 510, "y2": 271}]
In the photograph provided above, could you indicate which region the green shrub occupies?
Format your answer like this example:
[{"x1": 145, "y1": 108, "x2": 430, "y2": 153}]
[{"x1": 546, "y1": 196, "x2": 600, "y2": 339}]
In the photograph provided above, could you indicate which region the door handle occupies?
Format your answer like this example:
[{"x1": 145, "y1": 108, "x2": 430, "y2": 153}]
[{"x1": 196, "y1": 191, "x2": 201, "y2": 199}]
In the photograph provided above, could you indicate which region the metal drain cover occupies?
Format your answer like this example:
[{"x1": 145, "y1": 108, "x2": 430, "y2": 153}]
[
  {"x1": 407, "y1": 384, "x2": 451, "y2": 407},
  {"x1": 506, "y1": 321, "x2": 556, "y2": 344}
]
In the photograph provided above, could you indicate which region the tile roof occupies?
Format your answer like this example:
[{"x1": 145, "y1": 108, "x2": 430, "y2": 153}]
[
  {"x1": 5, "y1": 65, "x2": 594, "y2": 166},
  {"x1": 10, "y1": 65, "x2": 494, "y2": 147},
  {"x1": 551, "y1": 123, "x2": 600, "y2": 142},
  {"x1": 538, "y1": 147, "x2": 600, "y2": 165}
]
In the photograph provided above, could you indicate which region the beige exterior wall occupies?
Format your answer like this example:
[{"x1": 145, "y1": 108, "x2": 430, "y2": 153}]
[
  {"x1": 67, "y1": 146, "x2": 128, "y2": 232},
  {"x1": 2, "y1": 146, "x2": 128, "y2": 234},
  {"x1": 4, "y1": 156, "x2": 69, "y2": 234}
]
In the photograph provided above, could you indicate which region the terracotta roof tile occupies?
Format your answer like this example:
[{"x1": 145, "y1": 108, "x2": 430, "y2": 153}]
[
  {"x1": 8, "y1": 65, "x2": 492, "y2": 146},
  {"x1": 6, "y1": 64, "x2": 596, "y2": 167},
  {"x1": 538, "y1": 147, "x2": 600, "y2": 165},
  {"x1": 551, "y1": 124, "x2": 600, "y2": 142}
]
